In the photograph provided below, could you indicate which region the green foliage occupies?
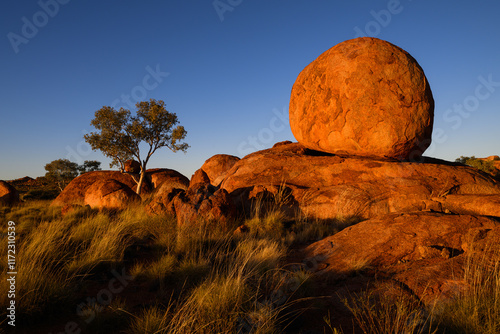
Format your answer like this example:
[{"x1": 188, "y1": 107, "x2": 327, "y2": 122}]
[
  {"x1": 44, "y1": 159, "x2": 102, "y2": 192},
  {"x1": 84, "y1": 106, "x2": 134, "y2": 171},
  {"x1": 78, "y1": 160, "x2": 102, "y2": 174},
  {"x1": 455, "y1": 156, "x2": 497, "y2": 175},
  {"x1": 21, "y1": 188, "x2": 60, "y2": 201},
  {"x1": 44, "y1": 158, "x2": 79, "y2": 191},
  {"x1": 84, "y1": 99, "x2": 189, "y2": 194},
  {"x1": 8, "y1": 176, "x2": 60, "y2": 201}
]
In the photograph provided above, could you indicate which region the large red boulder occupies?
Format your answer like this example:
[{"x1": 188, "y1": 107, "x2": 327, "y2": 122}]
[
  {"x1": 289, "y1": 37, "x2": 434, "y2": 160},
  {"x1": 200, "y1": 154, "x2": 240, "y2": 186},
  {"x1": 0, "y1": 181, "x2": 20, "y2": 207},
  {"x1": 52, "y1": 169, "x2": 188, "y2": 207},
  {"x1": 84, "y1": 179, "x2": 140, "y2": 209},
  {"x1": 51, "y1": 171, "x2": 149, "y2": 206},
  {"x1": 147, "y1": 168, "x2": 189, "y2": 189}
]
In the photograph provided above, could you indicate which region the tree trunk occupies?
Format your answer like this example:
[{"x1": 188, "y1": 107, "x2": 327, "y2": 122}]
[
  {"x1": 135, "y1": 160, "x2": 150, "y2": 195},
  {"x1": 136, "y1": 171, "x2": 145, "y2": 195}
]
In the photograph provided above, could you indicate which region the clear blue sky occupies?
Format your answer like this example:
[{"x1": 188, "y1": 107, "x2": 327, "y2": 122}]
[{"x1": 1, "y1": 0, "x2": 499, "y2": 180}]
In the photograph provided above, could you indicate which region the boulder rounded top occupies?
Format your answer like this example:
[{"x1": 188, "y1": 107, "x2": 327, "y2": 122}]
[
  {"x1": 124, "y1": 160, "x2": 141, "y2": 174},
  {"x1": 289, "y1": 37, "x2": 434, "y2": 160}
]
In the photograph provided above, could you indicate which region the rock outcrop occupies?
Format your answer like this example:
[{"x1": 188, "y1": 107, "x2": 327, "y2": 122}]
[
  {"x1": 146, "y1": 180, "x2": 237, "y2": 228},
  {"x1": 433, "y1": 194, "x2": 500, "y2": 217},
  {"x1": 84, "y1": 179, "x2": 140, "y2": 209},
  {"x1": 147, "y1": 168, "x2": 190, "y2": 189},
  {"x1": 303, "y1": 212, "x2": 500, "y2": 304},
  {"x1": 145, "y1": 182, "x2": 184, "y2": 216},
  {"x1": 483, "y1": 155, "x2": 500, "y2": 161},
  {"x1": 173, "y1": 184, "x2": 237, "y2": 228},
  {"x1": 52, "y1": 169, "x2": 190, "y2": 208},
  {"x1": 220, "y1": 142, "x2": 500, "y2": 220},
  {"x1": 51, "y1": 171, "x2": 148, "y2": 206},
  {"x1": 189, "y1": 168, "x2": 211, "y2": 188},
  {"x1": 200, "y1": 154, "x2": 240, "y2": 186},
  {"x1": 0, "y1": 181, "x2": 20, "y2": 206},
  {"x1": 144, "y1": 154, "x2": 240, "y2": 225},
  {"x1": 289, "y1": 37, "x2": 434, "y2": 160}
]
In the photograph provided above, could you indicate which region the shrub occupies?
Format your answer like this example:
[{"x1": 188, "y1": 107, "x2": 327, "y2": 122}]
[
  {"x1": 21, "y1": 188, "x2": 60, "y2": 201},
  {"x1": 455, "y1": 156, "x2": 498, "y2": 176}
]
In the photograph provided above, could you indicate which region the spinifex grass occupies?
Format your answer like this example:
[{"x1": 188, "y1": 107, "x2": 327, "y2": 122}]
[
  {"x1": 342, "y1": 290, "x2": 434, "y2": 334},
  {"x1": 432, "y1": 242, "x2": 500, "y2": 334},
  {"x1": 0, "y1": 216, "x2": 76, "y2": 323},
  {"x1": 9, "y1": 194, "x2": 499, "y2": 333},
  {"x1": 127, "y1": 304, "x2": 172, "y2": 334}
]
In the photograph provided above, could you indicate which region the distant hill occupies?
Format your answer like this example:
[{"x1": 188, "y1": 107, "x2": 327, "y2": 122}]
[{"x1": 7, "y1": 176, "x2": 59, "y2": 201}]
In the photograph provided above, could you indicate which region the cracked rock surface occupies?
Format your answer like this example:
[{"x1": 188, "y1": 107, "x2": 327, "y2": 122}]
[
  {"x1": 303, "y1": 212, "x2": 500, "y2": 305},
  {"x1": 220, "y1": 142, "x2": 500, "y2": 220},
  {"x1": 289, "y1": 37, "x2": 434, "y2": 160}
]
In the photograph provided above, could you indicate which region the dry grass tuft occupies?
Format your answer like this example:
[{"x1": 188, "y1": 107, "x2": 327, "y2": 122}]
[{"x1": 432, "y1": 241, "x2": 500, "y2": 333}]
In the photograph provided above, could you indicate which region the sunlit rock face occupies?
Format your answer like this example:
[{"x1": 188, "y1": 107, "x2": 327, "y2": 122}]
[
  {"x1": 304, "y1": 212, "x2": 500, "y2": 305},
  {"x1": 84, "y1": 179, "x2": 140, "y2": 209},
  {"x1": 0, "y1": 180, "x2": 20, "y2": 207},
  {"x1": 289, "y1": 37, "x2": 434, "y2": 160},
  {"x1": 220, "y1": 142, "x2": 500, "y2": 220}
]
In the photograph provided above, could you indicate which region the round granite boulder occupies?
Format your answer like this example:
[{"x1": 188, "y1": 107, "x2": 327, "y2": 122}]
[
  {"x1": 289, "y1": 37, "x2": 434, "y2": 160},
  {"x1": 84, "y1": 179, "x2": 140, "y2": 209}
]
